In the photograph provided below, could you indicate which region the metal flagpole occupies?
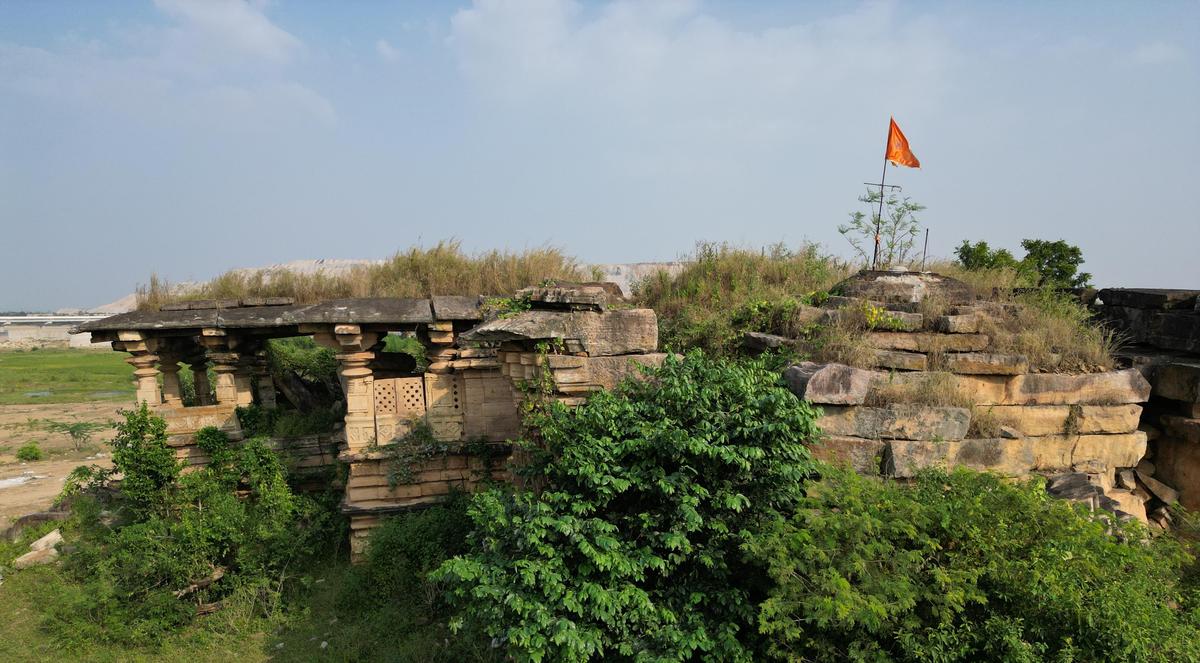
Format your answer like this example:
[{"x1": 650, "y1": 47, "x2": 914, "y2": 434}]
[
  {"x1": 921, "y1": 228, "x2": 929, "y2": 271},
  {"x1": 872, "y1": 156, "x2": 888, "y2": 270}
]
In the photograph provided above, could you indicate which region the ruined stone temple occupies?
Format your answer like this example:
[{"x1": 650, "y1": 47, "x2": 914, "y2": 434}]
[
  {"x1": 73, "y1": 276, "x2": 1200, "y2": 552},
  {"x1": 74, "y1": 285, "x2": 665, "y2": 559}
]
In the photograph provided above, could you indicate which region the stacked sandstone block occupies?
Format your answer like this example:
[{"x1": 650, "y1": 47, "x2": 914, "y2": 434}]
[
  {"x1": 772, "y1": 271, "x2": 1157, "y2": 524},
  {"x1": 1096, "y1": 288, "x2": 1200, "y2": 524},
  {"x1": 460, "y1": 284, "x2": 668, "y2": 406}
]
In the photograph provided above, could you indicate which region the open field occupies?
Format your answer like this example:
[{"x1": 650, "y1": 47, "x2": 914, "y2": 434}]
[{"x1": 0, "y1": 349, "x2": 133, "y2": 406}]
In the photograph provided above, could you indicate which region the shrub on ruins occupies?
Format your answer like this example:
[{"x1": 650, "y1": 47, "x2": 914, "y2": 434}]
[
  {"x1": 435, "y1": 352, "x2": 823, "y2": 661},
  {"x1": 330, "y1": 495, "x2": 499, "y2": 661},
  {"x1": 46, "y1": 404, "x2": 340, "y2": 646},
  {"x1": 838, "y1": 189, "x2": 925, "y2": 268},
  {"x1": 749, "y1": 466, "x2": 1200, "y2": 663},
  {"x1": 953, "y1": 237, "x2": 1091, "y2": 289},
  {"x1": 634, "y1": 242, "x2": 850, "y2": 355}
]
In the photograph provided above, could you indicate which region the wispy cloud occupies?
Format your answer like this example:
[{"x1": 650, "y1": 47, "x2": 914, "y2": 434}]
[
  {"x1": 153, "y1": 0, "x2": 301, "y2": 63},
  {"x1": 376, "y1": 38, "x2": 401, "y2": 63},
  {"x1": 1126, "y1": 41, "x2": 1185, "y2": 66}
]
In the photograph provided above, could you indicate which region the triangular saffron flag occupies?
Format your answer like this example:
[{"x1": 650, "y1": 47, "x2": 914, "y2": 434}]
[{"x1": 885, "y1": 117, "x2": 920, "y2": 168}]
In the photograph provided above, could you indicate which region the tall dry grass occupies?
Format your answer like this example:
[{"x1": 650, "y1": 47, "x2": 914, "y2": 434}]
[
  {"x1": 633, "y1": 242, "x2": 853, "y2": 354},
  {"x1": 136, "y1": 241, "x2": 593, "y2": 310}
]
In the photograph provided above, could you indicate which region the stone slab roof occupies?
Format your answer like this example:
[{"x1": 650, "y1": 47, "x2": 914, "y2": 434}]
[{"x1": 72, "y1": 298, "x2": 436, "y2": 333}]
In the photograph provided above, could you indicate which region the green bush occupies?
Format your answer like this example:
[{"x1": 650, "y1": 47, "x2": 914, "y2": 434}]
[
  {"x1": 16, "y1": 441, "x2": 43, "y2": 462},
  {"x1": 328, "y1": 497, "x2": 498, "y2": 661},
  {"x1": 47, "y1": 405, "x2": 341, "y2": 647},
  {"x1": 236, "y1": 403, "x2": 340, "y2": 439},
  {"x1": 750, "y1": 466, "x2": 1200, "y2": 662},
  {"x1": 435, "y1": 352, "x2": 822, "y2": 661}
]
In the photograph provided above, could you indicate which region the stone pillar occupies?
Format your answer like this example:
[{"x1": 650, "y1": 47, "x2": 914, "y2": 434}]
[
  {"x1": 338, "y1": 351, "x2": 377, "y2": 452},
  {"x1": 158, "y1": 355, "x2": 184, "y2": 408},
  {"x1": 126, "y1": 353, "x2": 162, "y2": 406},
  {"x1": 308, "y1": 324, "x2": 381, "y2": 453},
  {"x1": 188, "y1": 358, "x2": 213, "y2": 406},
  {"x1": 209, "y1": 353, "x2": 241, "y2": 406},
  {"x1": 252, "y1": 348, "x2": 277, "y2": 408}
]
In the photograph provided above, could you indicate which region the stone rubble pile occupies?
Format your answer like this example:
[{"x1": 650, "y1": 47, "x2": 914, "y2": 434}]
[
  {"x1": 1099, "y1": 288, "x2": 1200, "y2": 516},
  {"x1": 776, "y1": 272, "x2": 1160, "y2": 525}
]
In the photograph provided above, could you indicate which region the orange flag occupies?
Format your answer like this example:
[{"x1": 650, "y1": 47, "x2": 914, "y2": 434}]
[{"x1": 885, "y1": 117, "x2": 920, "y2": 168}]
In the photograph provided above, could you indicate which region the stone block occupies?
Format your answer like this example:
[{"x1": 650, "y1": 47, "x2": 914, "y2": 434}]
[
  {"x1": 1154, "y1": 439, "x2": 1200, "y2": 510},
  {"x1": 942, "y1": 352, "x2": 1029, "y2": 375},
  {"x1": 885, "y1": 438, "x2": 1036, "y2": 478},
  {"x1": 1099, "y1": 288, "x2": 1200, "y2": 310},
  {"x1": 872, "y1": 350, "x2": 927, "y2": 371},
  {"x1": 584, "y1": 354, "x2": 669, "y2": 390},
  {"x1": 934, "y1": 314, "x2": 980, "y2": 334},
  {"x1": 832, "y1": 271, "x2": 975, "y2": 305},
  {"x1": 817, "y1": 404, "x2": 970, "y2": 440},
  {"x1": 1071, "y1": 432, "x2": 1147, "y2": 470},
  {"x1": 743, "y1": 332, "x2": 796, "y2": 353},
  {"x1": 866, "y1": 332, "x2": 990, "y2": 353},
  {"x1": 29, "y1": 528, "x2": 62, "y2": 552},
  {"x1": 810, "y1": 436, "x2": 886, "y2": 474},
  {"x1": 1161, "y1": 415, "x2": 1200, "y2": 444},
  {"x1": 1136, "y1": 471, "x2": 1179, "y2": 504},
  {"x1": 1154, "y1": 363, "x2": 1200, "y2": 403},
  {"x1": 1105, "y1": 488, "x2": 1148, "y2": 524},
  {"x1": 884, "y1": 432, "x2": 1146, "y2": 479},
  {"x1": 979, "y1": 404, "x2": 1142, "y2": 436},
  {"x1": 1006, "y1": 369, "x2": 1150, "y2": 405},
  {"x1": 12, "y1": 547, "x2": 59, "y2": 569},
  {"x1": 783, "y1": 362, "x2": 878, "y2": 405},
  {"x1": 460, "y1": 309, "x2": 658, "y2": 356}
]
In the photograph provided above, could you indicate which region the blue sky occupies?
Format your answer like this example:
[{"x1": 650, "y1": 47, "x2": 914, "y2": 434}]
[{"x1": 1, "y1": 0, "x2": 1197, "y2": 310}]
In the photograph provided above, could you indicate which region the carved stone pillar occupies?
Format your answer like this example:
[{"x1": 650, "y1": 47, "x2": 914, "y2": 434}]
[
  {"x1": 158, "y1": 355, "x2": 184, "y2": 408},
  {"x1": 126, "y1": 353, "x2": 162, "y2": 406},
  {"x1": 201, "y1": 329, "x2": 254, "y2": 407},
  {"x1": 338, "y1": 351, "x2": 376, "y2": 451},
  {"x1": 308, "y1": 324, "x2": 381, "y2": 453}
]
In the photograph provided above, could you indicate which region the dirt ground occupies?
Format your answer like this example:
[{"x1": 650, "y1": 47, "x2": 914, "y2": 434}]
[{"x1": 0, "y1": 402, "x2": 121, "y2": 531}]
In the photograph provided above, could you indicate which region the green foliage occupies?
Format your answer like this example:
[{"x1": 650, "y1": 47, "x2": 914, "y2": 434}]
[
  {"x1": 436, "y1": 352, "x2": 822, "y2": 662},
  {"x1": 383, "y1": 418, "x2": 449, "y2": 487},
  {"x1": 267, "y1": 336, "x2": 340, "y2": 395},
  {"x1": 953, "y1": 238, "x2": 1091, "y2": 289},
  {"x1": 236, "y1": 404, "x2": 339, "y2": 439},
  {"x1": 839, "y1": 189, "x2": 925, "y2": 268},
  {"x1": 45, "y1": 407, "x2": 342, "y2": 647},
  {"x1": 16, "y1": 441, "x2": 43, "y2": 461},
  {"x1": 0, "y1": 349, "x2": 134, "y2": 405},
  {"x1": 954, "y1": 240, "x2": 1022, "y2": 271},
  {"x1": 41, "y1": 419, "x2": 109, "y2": 451},
  {"x1": 634, "y1": 242, "x2": 850, "y2": 355},
  {"x1": 108, "y1": 403, "x2": 181, "y2": 516},
  {"x1": 382, "y1": 333, "x2": 429, "y2": 371},
  {"x1": 1020, "y1": 238, "x2": 1092, "y2": 288},
  {"x1": 750, "y1": 467, "x2": 1200, "y2": 662},
  {"x1": 483, "y1": 293, "x2": 533, "y2": 318}
]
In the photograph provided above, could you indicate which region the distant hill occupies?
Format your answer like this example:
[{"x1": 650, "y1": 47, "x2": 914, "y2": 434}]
[{"x1": 90, "y1": 259, "x2": 686, "y2": 313}]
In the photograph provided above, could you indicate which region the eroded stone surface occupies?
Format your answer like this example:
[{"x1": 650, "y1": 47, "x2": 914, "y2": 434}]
[
  {"x1": 818, "y1": 404, "x2": 970, "y2": 441},
  {"x1": 1161, "y1": 415, "x2": 1200, "y2": 444},
  {"x1": 832, "y1": 271, "x2": 975, "y2": 305},
  {"x1": 979, "y1": 404, "x2": 1143, "y2": 436},
  {"x1": 13, "y1": 546, "x2": 59, "y2": 569},
  {"x1": 1007, "y1": 369, "x2": 1151, "y2": 405},
  {"x1": 866, "y1": 332, "x2": 990, "y2": 353},
  {"x1": 810, "y1": 436, "x2": 886, "y2": 474},
  {"x1": 462, "y1": 309, "x2": 658, "y2": 356},
  {"x1": 1155, "y1": 439, "x2": 1200, "y2": 510},
  {"x1": 942, "y1": 352, "x2": 1029, "y2": 375},
  {"x1": 783, "y1": 362, "x2": 878, "y2": 405},
  {"x1": 872, "y1": 350, "x2": 927, "y2": 371},
  {"x1": 884, "y1": 431, "x2": 1146, "y2": 478},
  {"x1": 1155, "y1": 363, "x2": 1200, "y2": 403}
]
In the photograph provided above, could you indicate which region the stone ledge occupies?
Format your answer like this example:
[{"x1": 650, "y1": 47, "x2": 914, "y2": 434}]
[
  {"x1": 885, "y1": 431, "x2": 1146, "y2": 478},
  {"x1": 818, "y1": 404, "x2": 970, "y2": 441}
]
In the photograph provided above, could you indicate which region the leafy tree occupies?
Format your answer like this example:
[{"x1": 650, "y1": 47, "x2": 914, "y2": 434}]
[
  {"x1": 953, "y1": 240, "x2": 1021, "y2": 271},
  {"x1": 954, "y1": 238, "x2": 1091, "y2": 288},
  {"x1": 839, "y1": 189, "x2": 925, "y2": 268},
  {"x1": 435, "y1": 352, "x2": 822, "y2": 662},
  {"x1": 42, "y1": 419, "x2": 109, "y2": 451},
  {"x1": 750, "y1": 466, "x2": 1200, "y2": 662},
  {"x1": 1020, "y1": 238, "x2": 1091, "y2": 288}
]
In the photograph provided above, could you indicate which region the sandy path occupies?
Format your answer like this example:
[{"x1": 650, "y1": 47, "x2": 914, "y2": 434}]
[{"x1": 0, "y1": 401, "x2": 122, "y2": 531}]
